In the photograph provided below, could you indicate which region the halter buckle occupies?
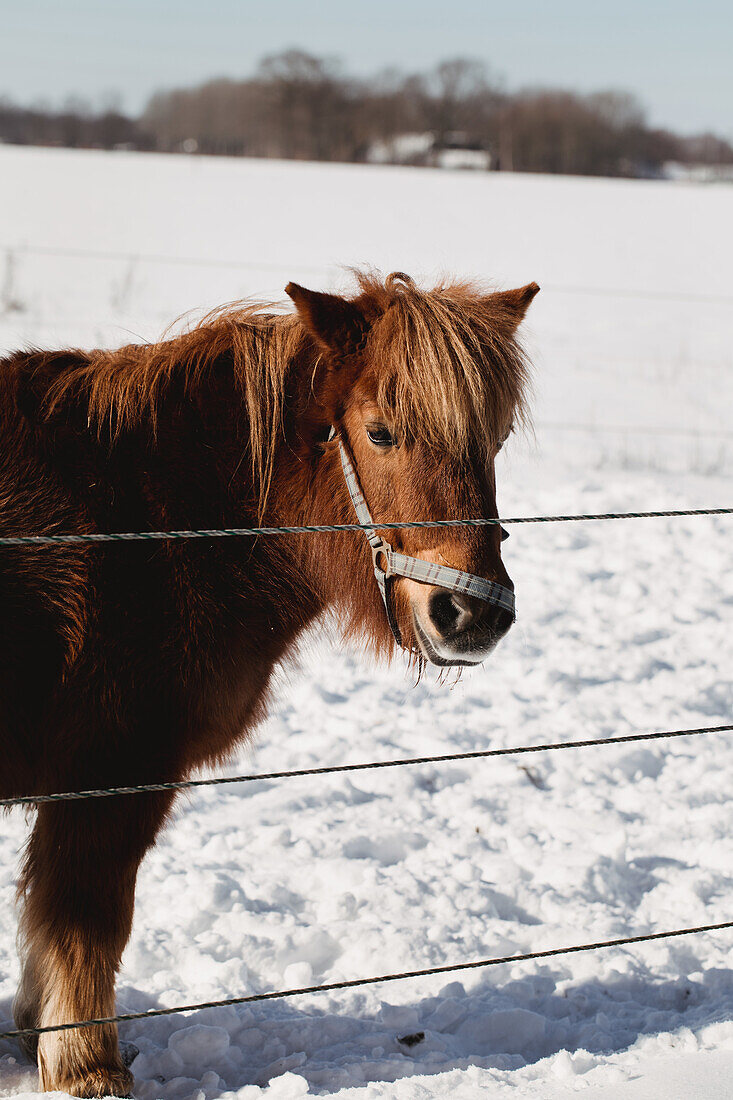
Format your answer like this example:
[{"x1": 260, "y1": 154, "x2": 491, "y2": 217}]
[{"x1": 370, "y1": 538, "x2": 393, "y2": 579}]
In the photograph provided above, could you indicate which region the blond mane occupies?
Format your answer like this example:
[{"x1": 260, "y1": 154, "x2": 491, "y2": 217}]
[{"x1": 40, "y1": 271, "x2": 530, "y2": 506}]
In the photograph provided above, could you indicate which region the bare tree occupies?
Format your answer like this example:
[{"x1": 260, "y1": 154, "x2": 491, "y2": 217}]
[
  {"x1": 2, "y1": 52, "x2": 730, "y2": 178},
  {"x1": 256, "y1": 50, "x2": 356, "y2": 160},
  {"x1": 430, "y1": 58, "x2": 499, "y2": 142}
]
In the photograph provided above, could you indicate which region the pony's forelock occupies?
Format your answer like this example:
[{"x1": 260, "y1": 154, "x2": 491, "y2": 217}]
[{"x1": 354, "y1": 269, "x2": 531, "y2": 461}]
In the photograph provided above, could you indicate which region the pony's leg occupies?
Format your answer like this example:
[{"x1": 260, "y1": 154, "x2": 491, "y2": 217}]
[
  {"x1": 15, "y1": 795, "x2": 172, "y2": 1098},
  {"x1": 13, "y1": 918, "x2": 45, "y2": 1063}
]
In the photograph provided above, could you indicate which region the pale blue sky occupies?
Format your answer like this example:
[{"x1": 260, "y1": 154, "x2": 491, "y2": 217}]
[{"x1": 2, "y1": 0, "x2": 731, "y2": 137}]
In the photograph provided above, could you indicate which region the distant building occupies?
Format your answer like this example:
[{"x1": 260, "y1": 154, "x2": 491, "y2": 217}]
[
  {"x1": 367, "y1": 132, "x2": 435, "y2": 166},
  {"x1": 433, "y1": 145, "x2": 492, "y2": 171},
  {"x1": 662, "y1": 161, "x2": 733, "y2": 183},
  {"x1": 366, "y1": 130, "x2": 491, "y2": 171}
]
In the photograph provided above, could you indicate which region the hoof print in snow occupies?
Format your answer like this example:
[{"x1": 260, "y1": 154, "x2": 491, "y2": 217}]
[{"x1": 398, "y1": 1031, "x2": 425, "y2": 1048}]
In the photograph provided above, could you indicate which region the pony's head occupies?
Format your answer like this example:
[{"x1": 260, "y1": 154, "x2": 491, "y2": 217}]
[{"x1": 286, "y1": 271, "x2": 538, "y2": 667}]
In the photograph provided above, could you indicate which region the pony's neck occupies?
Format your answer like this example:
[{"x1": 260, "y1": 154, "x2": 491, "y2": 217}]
[
  {"x1": 255, "y1": 355, "x2": 394, "y2": 659},
  {"x1": 263, "y1": 349, "x2": 347, "y2": 530}
]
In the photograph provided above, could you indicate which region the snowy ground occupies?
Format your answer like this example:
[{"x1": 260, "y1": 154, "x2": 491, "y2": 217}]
[{"x1": 0, "y1": 146, "x2": 732, "y2": 1098}]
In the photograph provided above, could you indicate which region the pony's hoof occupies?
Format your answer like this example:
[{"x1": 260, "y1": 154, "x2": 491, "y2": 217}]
[
  {"x1": 120, "y1": 1041, "x2": 139, "y2": 1068},
  {"x1": 55, "y1": 1066, "x2": 134, "y2": 1098}
]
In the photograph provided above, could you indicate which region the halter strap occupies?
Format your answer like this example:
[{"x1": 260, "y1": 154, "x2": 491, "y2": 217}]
[{"x1": 335, "y1": 433, "x2": 516, "y2": 648}]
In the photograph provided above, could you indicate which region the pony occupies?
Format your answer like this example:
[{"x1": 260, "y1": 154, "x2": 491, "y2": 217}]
[{"x1": 0, "y1": 270, "x2": 538, "y2": 1096}]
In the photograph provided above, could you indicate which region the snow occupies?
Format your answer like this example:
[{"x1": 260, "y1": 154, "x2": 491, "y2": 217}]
[{"x1": 0, "y1": 146, "x2": 732, "y2": 1098}]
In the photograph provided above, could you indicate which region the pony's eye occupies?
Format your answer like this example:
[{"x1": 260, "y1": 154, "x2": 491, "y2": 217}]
[{"x1": 367, "y1": 426, "x2": 395, "y2": 448}]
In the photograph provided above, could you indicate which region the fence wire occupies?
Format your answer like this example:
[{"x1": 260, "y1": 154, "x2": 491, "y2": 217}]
[
  {"x1": 539, "y1": 421, "x2": 733, "y2": 441},
  {"x1": 2, "y1": 723, "x2": 731, "y2": 809},
  {"x1": 2, "y1": 920, "x2": 732, "y2": 1041},
  {"x1": 0, "y1": 506, "x2": 731, "y2": 548},
  {"x1": 5, "y1": 242, "x2": 733, "y2": 306}
]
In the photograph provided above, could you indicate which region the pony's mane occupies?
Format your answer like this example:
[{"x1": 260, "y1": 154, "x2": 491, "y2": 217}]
[
  {"x1": 40, "y1": 271, "x2": 530, "y2": 504},
  {"x1": 41, "y1": 301, "x2": 305, "y2": 508}
]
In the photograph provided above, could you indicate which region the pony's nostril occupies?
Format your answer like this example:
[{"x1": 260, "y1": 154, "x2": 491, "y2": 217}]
[
  {"x1": 484, "y1": 605, "x2": 514, "y2": 638},
  {"x1": 428, "y1": 591, "x2": 473, "y2": 636}
]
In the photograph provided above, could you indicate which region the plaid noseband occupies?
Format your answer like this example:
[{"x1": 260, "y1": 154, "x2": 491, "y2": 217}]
[{"x1": 335, "y1": 433, "x2": 516, "y2": 649}]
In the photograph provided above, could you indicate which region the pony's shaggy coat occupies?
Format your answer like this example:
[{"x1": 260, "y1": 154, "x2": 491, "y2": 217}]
[{"x1": 0, "y1": 271, "x2": 536, "y2": 1096}]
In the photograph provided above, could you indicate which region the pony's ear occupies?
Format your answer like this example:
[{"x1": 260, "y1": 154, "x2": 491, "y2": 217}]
[
  {"x1": 489, "y1": 282, "x2": 540, "y2": 332},
  {"x1": 285, "y1": 283, "x2": 369, "y2": 359}
]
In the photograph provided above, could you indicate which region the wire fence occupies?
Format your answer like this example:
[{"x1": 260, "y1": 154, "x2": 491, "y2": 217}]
[
  {"x1": 2, "y1": 723, "x2": 731, "y2": 809},
  {"x1": 2, "y1": 242, "x2": 333, "y2": 278},
  {"x1": 0, "y1": 543, "x2": 728, "y2": 1043},
  {"x1": 2, "y1": 718, "x2": 732, "y2": 1041},
  {"x1": 4, "y1": 241, "x2": 733, "y2": 306},
  {"x1": 0, "y1": 274, "x2": 731, "y2": 1052},
  {"x1": 0, "y1": 505, "x2": 731, "y2": 1047},
  {"x1": 0, "y1": 506, "x2": 731, "y2": 548},
  {"x1": 538, "y1": 421, "x2": 733, "y2": 441},
  {"x1": 3, "y1": 920, "x2": 733, "y2": 1041}
]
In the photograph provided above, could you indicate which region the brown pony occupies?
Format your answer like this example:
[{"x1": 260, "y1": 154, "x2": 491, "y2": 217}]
[{"x1": 0, "y1": 270, "x2": 538, "y2": 1096}]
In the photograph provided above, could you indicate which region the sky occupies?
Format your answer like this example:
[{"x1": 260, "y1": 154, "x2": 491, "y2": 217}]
[{"x1": 2, "y1": 0, "x2": 731, "y2": 137}]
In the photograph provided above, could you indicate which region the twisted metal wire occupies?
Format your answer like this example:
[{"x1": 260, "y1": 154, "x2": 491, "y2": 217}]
[
  {"x1": 1, "y1": 723, "x2": 731, "y2": 809},
  {"x1": 0, "y1": 507, "x2": 731, "y2": 547},
  {"x1": 2, "y1": 920, "x2": 732, "y2": 1040}
]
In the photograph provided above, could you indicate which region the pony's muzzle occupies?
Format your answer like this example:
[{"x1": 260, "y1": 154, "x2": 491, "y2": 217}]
[
  {"x1": 429, "y1": 588, "x2": 514, "y2": 643},
  {"x1": 412, "y1": 586, "x2": 514, "y2": 666}
]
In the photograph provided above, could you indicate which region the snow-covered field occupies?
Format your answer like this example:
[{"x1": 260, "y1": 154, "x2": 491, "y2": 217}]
[{"x1": 0, "y1": 146, "x2": 732, "y2": 1099}]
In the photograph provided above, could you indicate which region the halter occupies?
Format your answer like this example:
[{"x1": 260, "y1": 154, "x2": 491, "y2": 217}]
[{"x1": 334, "y1": 431, "x2": 516, "y2": 649}]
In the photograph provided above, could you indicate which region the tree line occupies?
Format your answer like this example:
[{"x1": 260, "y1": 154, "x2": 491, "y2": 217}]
[{"x1": 2, "y1": 52, "x2": 731, "y2": 178}]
